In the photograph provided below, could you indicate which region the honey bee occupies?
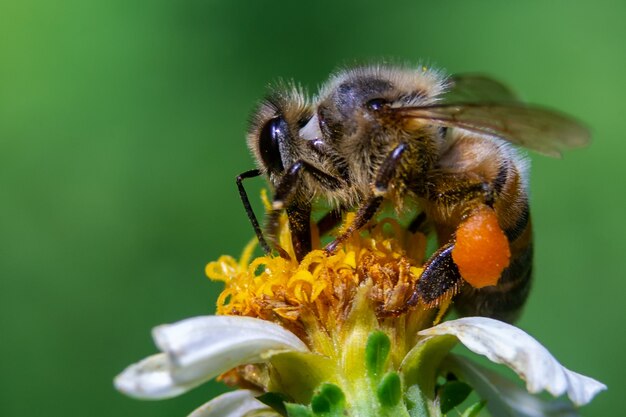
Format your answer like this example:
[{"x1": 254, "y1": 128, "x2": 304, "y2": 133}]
[{"x1": 239, "y1": 65, "x2": 589, "y2": 322}]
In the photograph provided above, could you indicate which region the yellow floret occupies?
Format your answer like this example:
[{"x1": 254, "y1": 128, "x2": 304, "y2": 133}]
[{"x1": 205, "y1": 211, "x2": 438, "y2": 347}]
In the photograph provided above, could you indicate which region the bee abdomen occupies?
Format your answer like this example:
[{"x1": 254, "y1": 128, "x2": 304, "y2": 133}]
[{"x1": 504, "y1": 201, "x2": 530, "y2": 241}]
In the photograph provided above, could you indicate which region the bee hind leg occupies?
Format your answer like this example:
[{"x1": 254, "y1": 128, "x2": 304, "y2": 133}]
[{"x1": 414, "y1": 242, "x2": 464, "y2": 307}]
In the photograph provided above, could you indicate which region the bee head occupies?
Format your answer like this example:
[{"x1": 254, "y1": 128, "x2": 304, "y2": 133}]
[{"x1": 247, "y1": 83, "x2": 312, "y2": 185}]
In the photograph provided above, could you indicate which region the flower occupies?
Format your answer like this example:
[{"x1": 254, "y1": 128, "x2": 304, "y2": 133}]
[{"x1": 115, "y1": 211, "x2": 606, "y2": 416}]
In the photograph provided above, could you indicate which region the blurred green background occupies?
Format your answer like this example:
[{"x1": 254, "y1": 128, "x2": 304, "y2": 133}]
[{"x1": 1, "y1": 0, "x2": 624, "y2": 415}]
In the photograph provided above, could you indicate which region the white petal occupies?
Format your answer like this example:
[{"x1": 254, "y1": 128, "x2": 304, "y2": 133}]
[
  {"x1": 445, "y1": 355, "x2": 580, "y2": 417},
  {"x1": 115, "y1": 315, "x2": 309, "y2": 400},
  {"x1": 419, "y1": 317, "x2": 606, "y2": 406},
  {"x1": 114, "y1": 353, "x2": 197, "y2": 399},
  {"x1": 153, "y1": 315, "x2": 309, "y2": 385},
  {"x1": 187, "y1": 389, "x2": 276, "y2": 417}
]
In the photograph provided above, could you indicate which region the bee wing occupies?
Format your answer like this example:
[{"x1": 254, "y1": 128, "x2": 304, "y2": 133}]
[
  {"x1": 394, "y1": 103, "x2": 590, "y2": 157},
  {"x1": 444, "y1": 74, "x2": 520, "y2": 104}
]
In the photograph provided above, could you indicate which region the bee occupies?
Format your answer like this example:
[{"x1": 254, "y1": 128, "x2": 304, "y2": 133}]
[{"x1": 239, "y1": 65, "x2": 589, "y2": 323}]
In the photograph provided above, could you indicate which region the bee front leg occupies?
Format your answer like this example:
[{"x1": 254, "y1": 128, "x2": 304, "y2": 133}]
[
  {"x1": 236, "y1": 169, "x2": 272, "y2": 255},
  {"x1": 271, "y1": 160, "x2": 343, "y2": 209},
  {"x1": 325, "y1": 143, "x2": 408, "y2": 254},
  {"x1": 268, "y1": 160, "x2": 342, "y2": 261}
]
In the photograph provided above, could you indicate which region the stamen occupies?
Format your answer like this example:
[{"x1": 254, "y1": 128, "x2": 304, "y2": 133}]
[{"x1": 206, "y1": 212, "x2": 437, "y2": 344}]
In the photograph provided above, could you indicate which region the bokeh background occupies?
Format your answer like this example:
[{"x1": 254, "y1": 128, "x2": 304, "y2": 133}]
[{"x1": 1, "y1": 1, "x2": 624, "y2": 415}]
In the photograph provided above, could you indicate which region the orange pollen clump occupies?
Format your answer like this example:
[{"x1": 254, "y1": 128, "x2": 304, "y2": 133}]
[{"x1": 451, "y1": 206, "x2": 511, "y2": 288}]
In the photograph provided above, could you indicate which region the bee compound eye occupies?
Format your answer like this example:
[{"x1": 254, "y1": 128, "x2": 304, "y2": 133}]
[
  {"x1": 259, "y1": 117, "x2": 286, "y2": 173},
  {"x1": 366, "y1": 98, "x2": 389, "y2": 112}
]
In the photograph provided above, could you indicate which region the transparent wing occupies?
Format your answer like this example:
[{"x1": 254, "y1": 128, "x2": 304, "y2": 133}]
[
  {"x1": 444, "y1": 74, "x2": 520, "y2": 104},
  {"x1": 394, "y1": 103, "x2": 590, "y2": 157}
]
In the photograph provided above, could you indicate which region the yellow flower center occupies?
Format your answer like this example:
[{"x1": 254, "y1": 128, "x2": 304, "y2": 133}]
[{"x1": 206, "y1": 210, "x2": 450, "y2": 358}]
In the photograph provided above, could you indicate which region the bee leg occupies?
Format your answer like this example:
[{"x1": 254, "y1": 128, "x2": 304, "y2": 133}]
[
  {"x1": 263, "y1": 203, "x2": 313, "y2": 262},
  {"x1": 408, "y1": 211, "x2": 428, "y2": 234},
  {"x1": 374, "y1": 143, "x2": 409, "y2": 194},
  {"x1": 286, "y1": 203, "x2": 312, "y2": 262},
  {"x1": 325, "y1": 196, "x2": 383, "y2": 254},
  {"x1": 325, "y1": 143, "x2": 409, "y2": 254},
  {"x1": 411, "y1": 242, "x2": 464, "y2": 307},
  {"x1": 272, "y1": 160, "x2": 343, "y2": 209},
  {"x1": 269, "y1": 160, "x2": 342, "y2": 261},
  {"x1": 264, "y1": 202, "x2": 312, "y2": 262},
  {"x1": 236, "y1": 169, "x2": 272, "y2": 254},
  {"x1": 261, "y1": 209, "x2": 290, "y2": 259},
  {"x1": 317, "y1": 208, "x2": 343, "y2": 236}
]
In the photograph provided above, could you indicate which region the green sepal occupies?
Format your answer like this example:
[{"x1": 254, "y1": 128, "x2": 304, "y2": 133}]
[
  {"x1": 285, "y1": 403, "x2": 314, "y2": 417},
  {"x1": 256, "y1": 392, "x2": 290, "y2": 416},
  {"x1": 438, "y1": 380, "x2": 472, "y2": 414},
  {"x1": 365, "y1": 331, "x2": 391, "y2": 378},
  {"x1": 377, "y1": 372, "x2": 402, "y2": 407},
  {"x1": 268, "y1": 351, "x2": 335, "y2": 404},
  {"x1": 310, "y1": 383, "x2": 346, "y2": 415},
  {"x1": 460, "y1": 400, "x2": 486, "y2": 417},
  {"x1": 400, "y1": 334, "x2": 458, "y2": 400}
]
